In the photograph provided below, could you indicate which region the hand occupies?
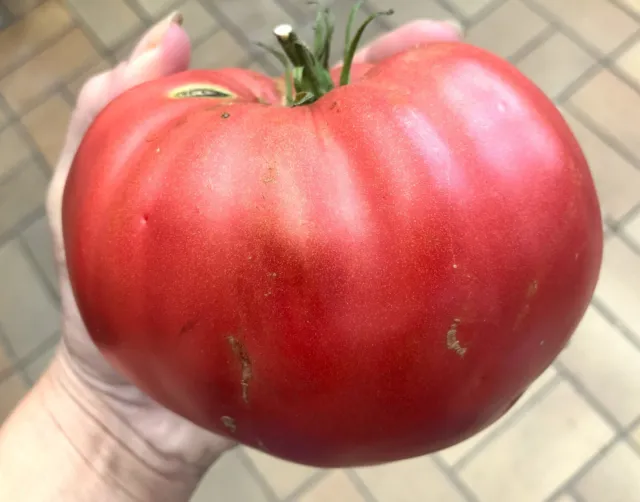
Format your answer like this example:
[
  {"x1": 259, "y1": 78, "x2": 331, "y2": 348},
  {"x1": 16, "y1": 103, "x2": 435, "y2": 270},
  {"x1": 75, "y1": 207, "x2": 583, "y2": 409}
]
[{"x1": 44, "y1": 11, "x2": 462, "y2": 479}]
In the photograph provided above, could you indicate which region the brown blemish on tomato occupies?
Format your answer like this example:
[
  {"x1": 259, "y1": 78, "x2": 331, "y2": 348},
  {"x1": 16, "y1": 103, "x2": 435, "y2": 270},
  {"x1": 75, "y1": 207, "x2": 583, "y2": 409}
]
[
  {"x1": 446, "y1": 318, "x2": 467, "y2": 357},
  {"x1": 228, "y1": 336, "x2": 252, "y2": 404},
  {"x1": 262, "y1": 162, "x2": 277, "y2": 184},
  {"x1": 221, "y1": 112, "x2": 230, "y2": 119}
]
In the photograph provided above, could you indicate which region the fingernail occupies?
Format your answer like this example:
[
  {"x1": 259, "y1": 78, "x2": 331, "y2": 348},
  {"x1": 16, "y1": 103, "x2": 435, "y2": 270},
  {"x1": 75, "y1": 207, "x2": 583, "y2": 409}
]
[
  {"x1": 444, "y1": 19, "x2": 465, "y2": 38},
  {"x1": 131, "y1": 10, "x2": 183, "y2": 61}
]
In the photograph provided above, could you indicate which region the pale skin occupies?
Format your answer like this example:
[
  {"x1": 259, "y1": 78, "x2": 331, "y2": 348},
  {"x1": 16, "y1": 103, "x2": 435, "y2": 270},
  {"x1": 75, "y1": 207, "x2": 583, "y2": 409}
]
[{"x1": 0, "y1": 14, "x2": 461, "y2": 501}]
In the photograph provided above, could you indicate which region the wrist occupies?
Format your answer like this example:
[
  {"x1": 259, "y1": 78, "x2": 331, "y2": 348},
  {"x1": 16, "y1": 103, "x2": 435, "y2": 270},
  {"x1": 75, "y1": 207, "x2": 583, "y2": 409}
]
[{"x1": 0, "y1": 348, "x2": 211, "y2": 501}]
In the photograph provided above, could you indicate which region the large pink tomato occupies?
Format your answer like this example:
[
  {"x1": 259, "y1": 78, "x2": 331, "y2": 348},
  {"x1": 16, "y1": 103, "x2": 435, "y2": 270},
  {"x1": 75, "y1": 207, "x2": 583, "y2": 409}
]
[{"x1": 62, "y1": 11, "x2": 602, "y2": 468}]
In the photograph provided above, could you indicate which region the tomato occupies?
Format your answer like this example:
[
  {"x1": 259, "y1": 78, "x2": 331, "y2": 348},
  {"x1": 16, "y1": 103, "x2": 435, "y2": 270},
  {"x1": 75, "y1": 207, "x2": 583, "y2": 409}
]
[{"x1": 62, "y1": 8, "x2": 602, "y2": 468}]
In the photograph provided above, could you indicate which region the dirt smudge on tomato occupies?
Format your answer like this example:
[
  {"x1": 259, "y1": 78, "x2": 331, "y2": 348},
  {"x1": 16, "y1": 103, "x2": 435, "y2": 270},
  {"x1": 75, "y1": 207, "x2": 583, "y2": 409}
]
[
  {"x1": 228, "y1": 335, "x2": 252, "y2": 404},
  {"x1": 221, "y1": 415, "x2": 237, "y2": 433},
  {"x1": 262, "y1": 162, "x2": 277, "y2": 184},
  {"x1": 446, "y1": 318, "x2": 467, "y2": 357}
]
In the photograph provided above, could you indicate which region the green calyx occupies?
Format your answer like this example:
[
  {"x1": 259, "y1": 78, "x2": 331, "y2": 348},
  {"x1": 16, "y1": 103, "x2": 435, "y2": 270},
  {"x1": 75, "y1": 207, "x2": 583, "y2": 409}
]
[{"x1": 259, "y1": 1, "x2": 393, "y2": 107}]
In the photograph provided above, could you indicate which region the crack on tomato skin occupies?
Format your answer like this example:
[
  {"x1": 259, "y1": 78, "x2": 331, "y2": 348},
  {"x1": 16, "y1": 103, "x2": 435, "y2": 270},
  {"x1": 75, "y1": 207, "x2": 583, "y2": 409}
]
[
  {"x1": 227, "y1": 336, "x2": 252, "y2": 404},
  {"x1": 446, "y1": 318, "x2": 467, "y2": 357},
  {"x1": 221, "y1": 416, "x2": 237, "y2": 433}
]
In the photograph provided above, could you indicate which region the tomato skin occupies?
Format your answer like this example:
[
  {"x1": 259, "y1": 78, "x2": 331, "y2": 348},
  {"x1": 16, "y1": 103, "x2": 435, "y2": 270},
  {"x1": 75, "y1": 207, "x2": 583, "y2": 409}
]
[{"x1": 63, "y1": 42, "x2": 602, "y2": 467}]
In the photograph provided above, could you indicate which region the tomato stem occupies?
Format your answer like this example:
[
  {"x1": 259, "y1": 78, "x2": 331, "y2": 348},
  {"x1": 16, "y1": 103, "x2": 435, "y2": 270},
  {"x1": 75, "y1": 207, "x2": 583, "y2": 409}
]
[{"x1": 263, "y1": 1, "x2": 393, "y2": 106}]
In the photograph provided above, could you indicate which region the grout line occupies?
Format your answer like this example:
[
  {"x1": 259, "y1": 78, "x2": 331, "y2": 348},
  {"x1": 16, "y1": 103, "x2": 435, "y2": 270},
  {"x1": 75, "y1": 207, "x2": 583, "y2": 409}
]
[
  {"x1": 609, "y1": 0, "x2": 640, "y2": 22},
  {"x1": 62, "y1": 2, "x2": 120, "y2": 66},
  {"x1": 346, "y1": 469, "x2": 380, "y2": 502},
  {"x1": 236, "y1": 448, "x2": 280, "y2": 502},
  {"x1": 0, "y1": 205, "x2": 46, "y2": 251},
  {"x1": 554, "y1": 360, "x2": 626, "y2": 433},
  {"x1": 0, "y1": 324, "x2": 20, "y2": 383},
  {"x1": 617, "y1": 231, "x2": 640, "y2": 255},
  {"x1": 615, "y1": 200, "x2": 640, "y2": 228},
  {"x1": 432, "y1": 454, "x2": 480, "y2": 502},
  {"x1": 433, "y1": 0, "x2": 467, "y2": 22},
  {"x1": 451, "y1": 375, "x2": 561, "y2": 472},
  {"x1": 467, "y1": 0, "x2": 510, "y2": 27},
  {"x1": 17, "y1": 234, "x2": 60, "y2": 303},
  {"x1": 283, "y1": 470, "x2": 331, "y2": 502},
  {"x1": 17, "y1": 331, "x2": 60, "y2": 386},
  {"x1": 589, "y1": 298, "x2": 640, "y2": 354},
  {"x1": 122, "y1": 0, "x2": 154, "y2": 24},
  {"x1": 508, "y1": 24, "x2": 556, "y2": 64},
  {"x1": 542, "y1": 436, "x2": 619, "y2": 502},
  {"x1": 570, "y1": 488, "x2": 587, "y2": 502},
  {"x1": 0, "y1": 3, "x2": 15, "y2": 29}
]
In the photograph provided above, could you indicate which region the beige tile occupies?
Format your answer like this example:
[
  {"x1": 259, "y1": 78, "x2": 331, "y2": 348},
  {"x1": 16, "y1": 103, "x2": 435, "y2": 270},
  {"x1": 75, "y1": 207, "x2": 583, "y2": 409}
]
[
  {"x1": 466, "y1": 0, "x2": 548, "y2": 59},
  {"x1": 616, "y1": 40, "x2": 640, "y2": 85},
  {"x1": 0, "y1": 28, "x2": 101, "y2": 113},
  {"x1": 68, "y1": 0, "x2": 142, "y2": 48},
  {"x1": 356, "y1": 456, "x2": 465, "y2": 502},
  {"x1": 559, "y1": 108, "x2": 640, "y2": 222},
  {"x1": 190, "y1": 29, "x2": 248, "y2": 70},
  {"x1": 176, "y1": 0, "x2": 219, "y2": 43},
  {"x1": 458, "y1": 381, "x2": 615, "y2": 502},
  {"x1": 22, "y1": 94, "x2": 72, "y2": 169},
  {"x1": 618, "y1": 0, "x2": 640, "y2": 14},
  {"x1": 531, "y1": 0, "x2": 637, "y2": 53},
  {"x1": 298, "y1": 471, "x2": 365, "y2": 502},
  {"x1": 0, "y1": 106, "x2": 8, "y2": 129},
  {"x1": 0, "y1": 125, "x2": 32, "y2": 179},
  {"x1": 135, "y1": 0, "x2": 179, "y2": 18},
  {"x1": 560, "y1": 307, "x2": 640, "y2": 426},
  {"x1": 0, "y1": 0, "x2": 73, "y2": 75},
  {"x1": 631, "y1": 424, "x2": 640, "y2": 448},
  {"x1": 569, "y1": 70, "x2": 640, "y2": 162},
  {"x1": 594, "y1": 237, "x2": 640, "y2": 343},
  {"x1": 0, "y1": 162, "x2": 47, "y2": 235},
  {"x1": 575, "y1": 442, "x2": 640, "y2": 502},
  {"x1": 0, "y1": 374, "x2": 27, "y2": 424},
  {"x1": 244, "y1": 448, "x2": 317, "y2": 499},
  {"x1": 66, "y1": 58, "x2": 111, "y2": 98},
  {"x1": 447, "y1": 0, "x2": 496, "y2": 17},
  {"x1": 191, "y1": 449, "x2": 270, "y2": 502},
  {"x1": 624, "y1": 212, "x2": 640, "y2": 247},
  {"x1": 369, "y1": 0, "x2": 454, "y2": 27},
  {"x1": 439, "y1": 365, "x2": 558, "y2": 466},
  {"x1": 208, "y1": 0, "x2": 293, "y2": 43},
  {"x1": 0, "y1": 240, "x2": 59, "y2": 359},
  {"x1": 517, "y1": 32, "x2": 595, "y2": 98},
  {"x1": 554, "y1": 495, "x2": 578, "y2": 502}
]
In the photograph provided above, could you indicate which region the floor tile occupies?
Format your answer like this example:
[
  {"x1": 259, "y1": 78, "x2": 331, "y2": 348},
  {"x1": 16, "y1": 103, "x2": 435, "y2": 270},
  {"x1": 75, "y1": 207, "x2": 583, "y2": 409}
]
[
  {"x1": 517, "y1": 31, "x2": 595, "y2": 99},
  {"x1": 134, "y1": 0, "x2": 180, "y2": 18},
  {"x1": 447, "y1": 0, "x2": 497, "y2": 18},
  {"x1": 24, "y1": 338, "x2": 58, "y2": 384},
  {"x1": 21, "y1": 93, "x2": 72, "y2": 169},
  {"x1": 560, "y1": 306, "x2": 640, "y2": 426},
  {"x1": 465, "y1": 0, "x2": 549, "y2": 59},
  {"x1": 569, "y1": 69, "x2": 640, "y2": 162},
  {"x1": 203, "y1": 0, "x2": 295, "y2": 45},
  {"x1": 439, "y1": 364, "x2": 558, "y2": 466},
  {"x1": 553, "y1": 495, "x2": 578, "y2": 502},
  {"x1": 574, "y1": 442, "x2": 640, "y2": 502},
  {"x1": 559, "y1": 107, "x2": 640, "y2": 222},
  {"x1": 631, "y1": 423, "x2": 640, "y2": 448},
  {"x1": 356, "y1": 456, "x2": 466, "y2": 502},
  {"x1": 67, "y1": 0, "x2": 143, "y2": 49},
  {"x1": 0, "y1": 161, "x2": 47, "y2": 235},
  {"x1": 529, "y1": 0, "x2": 637, "y2": 54},
  {"x1": 624, "y1": 212, "x2": 640, "y2": 247},
  {"x1": 0, "y1": 124, "x2": 32, "y2": 179},
  {"x1": 0, "y1": 374, "x2": 27, "y2": 424},
  {"x1": 21, "y1": 216, "x2": 58, "y2": 295},
  {"x1": 0, "y1": 28, "x2": 101, "y2": 113},
  {"x1": 593, "y1": 237, "x2": 640, "y2": 343},
  {"x1": 191, "y1": 449, "x2": 271, "y2": 502},
  {"x1": 297, "y1": 471, "x2": 365, "y2": 502},
  {"x1": 0, "y1": 0, "x2": 73, "y2": 76},
  {"x1": 190, "y1": 29, "x2": 249, "y2": 70},
  {"x1": 369, "y1": 0, "x2": 454, "y2": 28},
  {"x1": 244, "y1": 447, "x2": 318, "y2": 499},
  {"x1": 175, "y1": 0, "x2": 219, "y2": 44},
  {"x1": 0, "y1": 240, "x2": 59, "y2": 359},
  {"x1": 458, "y1": 381, "x2": 615, "y2": 502},
  {"x1": 616, "y1": 40, "x2": 640, "y2": 86},
  {"x1": 0, "y1": 106, "x2": 8, "y2": 130},
  {"x1": 65, "y1": 58, "x2": 111, "y2": 99},
  {"x1": 618, "y1": 0, "x2": 640, "y2": 14}
]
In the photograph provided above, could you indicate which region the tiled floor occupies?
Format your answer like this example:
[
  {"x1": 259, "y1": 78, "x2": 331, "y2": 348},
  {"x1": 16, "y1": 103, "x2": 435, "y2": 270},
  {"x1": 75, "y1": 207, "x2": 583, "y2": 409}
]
[{"x1": 1, "y1": 0, "x2": 639, "y2": 500}]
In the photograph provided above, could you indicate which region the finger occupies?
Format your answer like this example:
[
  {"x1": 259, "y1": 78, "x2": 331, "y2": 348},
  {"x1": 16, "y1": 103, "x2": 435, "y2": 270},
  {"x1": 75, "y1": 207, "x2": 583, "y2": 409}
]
[{"x1": 352, "y1": 19, "x2": 463, "y2": 65}]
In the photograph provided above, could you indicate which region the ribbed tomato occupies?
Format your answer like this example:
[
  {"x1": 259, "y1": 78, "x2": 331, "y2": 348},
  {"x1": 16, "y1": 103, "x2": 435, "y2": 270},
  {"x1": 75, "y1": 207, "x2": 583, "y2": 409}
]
[{"x1": 62, "y1": 7, "x2": 602, "y2": 467}]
